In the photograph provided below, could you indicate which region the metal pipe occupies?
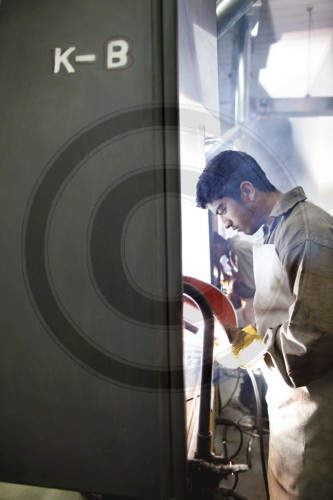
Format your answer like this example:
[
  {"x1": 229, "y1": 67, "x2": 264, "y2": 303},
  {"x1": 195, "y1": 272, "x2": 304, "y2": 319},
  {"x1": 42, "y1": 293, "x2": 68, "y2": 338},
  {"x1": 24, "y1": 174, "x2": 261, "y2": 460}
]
[
  {"x1": 233, "y1": 15, "x2": 252, "y2": 122},
  {"x1": 183, "y1": 282, "x2": 215, "y2": 460},
  {"x1": 216, "y1": 0, "x2": 257, "y2": 37}
]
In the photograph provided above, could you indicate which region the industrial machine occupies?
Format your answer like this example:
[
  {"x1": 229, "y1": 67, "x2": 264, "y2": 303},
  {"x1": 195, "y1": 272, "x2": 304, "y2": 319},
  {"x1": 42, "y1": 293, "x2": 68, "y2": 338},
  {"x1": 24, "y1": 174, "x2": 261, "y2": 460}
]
[{"x1": 0, "y1": 1, "x2": 258, "y2": 499}]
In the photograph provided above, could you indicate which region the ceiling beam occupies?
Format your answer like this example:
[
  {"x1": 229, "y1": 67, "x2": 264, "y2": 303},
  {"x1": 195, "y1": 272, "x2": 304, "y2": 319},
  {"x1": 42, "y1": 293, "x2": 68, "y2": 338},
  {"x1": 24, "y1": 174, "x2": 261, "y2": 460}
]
[{"x1": 250, "y1": 97, "x2": 333, "y2": 118}]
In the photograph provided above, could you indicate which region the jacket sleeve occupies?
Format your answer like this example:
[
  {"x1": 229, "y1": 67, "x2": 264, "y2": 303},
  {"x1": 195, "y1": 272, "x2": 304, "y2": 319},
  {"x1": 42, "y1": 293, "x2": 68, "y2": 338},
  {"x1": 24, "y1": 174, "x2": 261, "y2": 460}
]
[{"x1": 265, "y1": 240, "x2": 333, "y2": 388}]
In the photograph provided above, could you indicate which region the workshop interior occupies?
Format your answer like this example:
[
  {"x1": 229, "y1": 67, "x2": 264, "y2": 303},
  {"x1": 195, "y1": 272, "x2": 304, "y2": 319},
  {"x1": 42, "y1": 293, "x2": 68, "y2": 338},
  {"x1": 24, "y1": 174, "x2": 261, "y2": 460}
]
[{"x1": 0, "y1": 0, "x2": 332, "y2": 499}]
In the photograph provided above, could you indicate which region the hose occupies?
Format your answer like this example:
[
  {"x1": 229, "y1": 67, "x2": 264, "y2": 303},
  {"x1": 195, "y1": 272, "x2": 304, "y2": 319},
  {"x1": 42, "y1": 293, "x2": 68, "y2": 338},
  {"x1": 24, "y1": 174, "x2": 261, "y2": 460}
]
[{"x1": 246, "y1": 369, "x2": 269, "y2": 500}]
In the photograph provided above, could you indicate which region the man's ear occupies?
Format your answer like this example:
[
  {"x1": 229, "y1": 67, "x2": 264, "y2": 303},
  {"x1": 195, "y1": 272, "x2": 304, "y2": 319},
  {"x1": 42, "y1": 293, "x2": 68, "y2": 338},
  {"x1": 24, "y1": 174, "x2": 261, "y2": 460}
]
[{"x1": 240, "y1": 181, "x2": 255, "y2": 202}]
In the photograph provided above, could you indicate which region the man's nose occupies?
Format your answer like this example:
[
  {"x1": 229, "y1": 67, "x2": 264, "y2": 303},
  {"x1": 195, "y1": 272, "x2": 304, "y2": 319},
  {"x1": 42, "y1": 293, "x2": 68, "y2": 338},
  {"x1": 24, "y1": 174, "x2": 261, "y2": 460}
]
[{"x1": 220, "y1": 215, "x2": 232, "y2": 229}]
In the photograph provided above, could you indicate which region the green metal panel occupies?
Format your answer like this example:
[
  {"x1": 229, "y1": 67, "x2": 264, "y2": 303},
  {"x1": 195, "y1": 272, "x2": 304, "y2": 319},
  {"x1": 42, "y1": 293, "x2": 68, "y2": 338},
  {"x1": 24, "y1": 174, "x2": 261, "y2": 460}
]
[{"x1": 0, "y1": 0, "x2": 186, "y2": 498}]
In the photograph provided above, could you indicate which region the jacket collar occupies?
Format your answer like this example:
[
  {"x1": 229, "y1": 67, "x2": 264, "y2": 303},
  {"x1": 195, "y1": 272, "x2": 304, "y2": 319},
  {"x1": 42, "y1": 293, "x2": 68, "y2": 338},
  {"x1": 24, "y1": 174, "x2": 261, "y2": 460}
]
[{"x1": 270, "y1": 186, "x2": 307, "y2": 218}]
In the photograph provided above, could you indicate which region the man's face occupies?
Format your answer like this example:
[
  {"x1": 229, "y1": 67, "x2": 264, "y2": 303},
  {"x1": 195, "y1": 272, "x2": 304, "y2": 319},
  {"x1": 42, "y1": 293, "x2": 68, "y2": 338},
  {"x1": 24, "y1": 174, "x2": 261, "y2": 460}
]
[{"x1": 207, "y1": 196, "x2": 262, "y2": 235}]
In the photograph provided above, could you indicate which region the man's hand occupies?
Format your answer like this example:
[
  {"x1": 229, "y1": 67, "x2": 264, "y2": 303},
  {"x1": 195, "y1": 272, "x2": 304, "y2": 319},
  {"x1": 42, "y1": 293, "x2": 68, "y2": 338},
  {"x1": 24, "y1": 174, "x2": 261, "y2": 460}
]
[{"x1": 224, "y1": 324, "x2": 261, "y2": 358}]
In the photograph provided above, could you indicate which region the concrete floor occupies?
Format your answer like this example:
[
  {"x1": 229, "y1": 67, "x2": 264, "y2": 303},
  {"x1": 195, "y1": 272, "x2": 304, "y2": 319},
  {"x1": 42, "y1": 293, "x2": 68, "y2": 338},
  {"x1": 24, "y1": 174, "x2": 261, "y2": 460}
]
[{"x1": 0, "y1": 370, "x2": 268, "y2": 500}]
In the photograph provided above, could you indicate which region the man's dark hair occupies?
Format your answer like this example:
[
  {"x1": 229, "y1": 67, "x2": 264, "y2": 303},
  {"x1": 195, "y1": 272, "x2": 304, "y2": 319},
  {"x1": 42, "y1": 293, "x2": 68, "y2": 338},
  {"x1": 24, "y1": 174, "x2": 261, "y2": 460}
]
[{"x1": 196, "y1": 150, "x2": 277, "y2": 208}]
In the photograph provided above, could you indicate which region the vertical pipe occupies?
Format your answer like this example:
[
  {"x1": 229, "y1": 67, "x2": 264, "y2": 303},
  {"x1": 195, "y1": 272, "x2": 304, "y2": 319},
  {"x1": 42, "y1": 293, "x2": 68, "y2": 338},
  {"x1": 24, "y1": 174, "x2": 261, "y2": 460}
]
[
  {"x1": 183, "y1": 282, "x2": 215, "y2": 460},
  {"x1": 231, "y1": 15, "x2": 252, "y2": 122}
]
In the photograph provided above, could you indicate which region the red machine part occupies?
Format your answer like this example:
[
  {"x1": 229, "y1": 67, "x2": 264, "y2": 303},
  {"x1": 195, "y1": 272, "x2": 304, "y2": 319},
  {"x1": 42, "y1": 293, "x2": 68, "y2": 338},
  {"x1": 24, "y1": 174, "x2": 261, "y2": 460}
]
[{"x1": 183, "y1": 275, "x2": 237, "y2": 328}]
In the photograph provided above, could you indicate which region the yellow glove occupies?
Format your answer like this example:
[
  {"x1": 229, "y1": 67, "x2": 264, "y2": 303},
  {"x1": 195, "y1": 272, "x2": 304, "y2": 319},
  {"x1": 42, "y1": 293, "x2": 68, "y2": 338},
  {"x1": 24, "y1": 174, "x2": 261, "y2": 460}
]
[
  {"x1": 231, "y1": 324, "x2": 262, "y2": 356},
  {"x1": 225, "y1": 324, "x2": 264, "y2": 368}
]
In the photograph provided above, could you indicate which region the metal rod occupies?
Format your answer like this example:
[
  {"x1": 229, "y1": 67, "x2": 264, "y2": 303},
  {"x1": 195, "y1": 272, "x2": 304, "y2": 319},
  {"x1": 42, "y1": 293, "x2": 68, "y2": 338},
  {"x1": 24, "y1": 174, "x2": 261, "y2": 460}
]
[{"x1": 306, "y1": 5, "x2": 314, "y2": 97}]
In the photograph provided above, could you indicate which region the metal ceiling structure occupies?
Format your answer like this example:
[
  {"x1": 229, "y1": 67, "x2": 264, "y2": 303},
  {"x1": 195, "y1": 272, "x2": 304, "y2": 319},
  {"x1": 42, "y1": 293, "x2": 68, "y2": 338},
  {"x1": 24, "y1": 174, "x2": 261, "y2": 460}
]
[{"x1": 217, "y1": 0, "x2": 333, "y2": 119}]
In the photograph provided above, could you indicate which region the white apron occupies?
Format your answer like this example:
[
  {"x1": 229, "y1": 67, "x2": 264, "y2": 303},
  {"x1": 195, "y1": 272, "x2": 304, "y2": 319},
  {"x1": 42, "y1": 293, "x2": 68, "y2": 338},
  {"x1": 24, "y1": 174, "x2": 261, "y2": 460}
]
[{"x1": 253, "y1": 243, "x2": 333, "y2": 500}]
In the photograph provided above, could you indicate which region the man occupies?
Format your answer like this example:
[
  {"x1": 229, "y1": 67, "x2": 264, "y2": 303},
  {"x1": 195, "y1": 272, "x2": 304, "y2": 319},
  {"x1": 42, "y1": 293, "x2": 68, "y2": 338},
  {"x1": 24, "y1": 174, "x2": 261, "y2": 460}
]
[
  {"x1": 196, "y1": 150, "x2": 333, "y2": 499},
  {"x1": 213, "y1": 231, "x2": 255, "y2": 326}
]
